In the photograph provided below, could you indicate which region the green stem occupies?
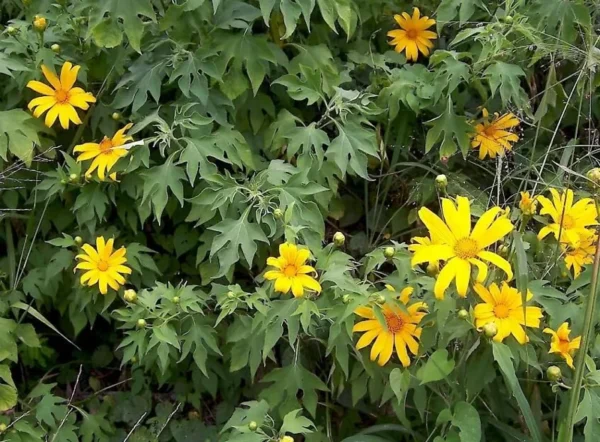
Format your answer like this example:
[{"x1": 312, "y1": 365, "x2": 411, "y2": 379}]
[
  {"x1": 5, "y1": 220, "x2": 16, "y2": 289},
  {"x1": 558, "y1": 222, "x2": 600, "y2": 442}
]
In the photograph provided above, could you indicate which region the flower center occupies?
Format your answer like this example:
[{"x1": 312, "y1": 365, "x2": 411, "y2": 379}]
[
  {"x1": 558, "y1": 339, "x2": 570, "y2": 354},
  {"x1": 97, "y1": 261, "x2": 109, "y2": 272},
  {"x1": 454, "y1": 238, "x2": 479, "y2": 259},
  {"x1": 494, "y1": 304, "x2": 510, "y2": 319},
  {"x1": 284, "y1": 265, "x2": 297, "y2": 277},
  {"x1": 384, "y1": 312, "x2": 405, "y2": 333},
  {"x1": 406, "y1": 29, "x2": 418, "y2": 39},
  {"x1": 560, "y1": 214, "x2": 575, "y2": 229},
  {"x1": 55, "y1": 89, "x2": 69, "y2": 104},
  {"x1": 99, "y1": 138, "x2": 113, "y2": 153},
  {"x1": 483, "y1": 124, "x2": 497, "y2": 137}
]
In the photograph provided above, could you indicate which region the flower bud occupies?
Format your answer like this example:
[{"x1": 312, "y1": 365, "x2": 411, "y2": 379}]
[
  {"x1": 112, "y1": 112, "x2": 121, "y2": 121},
  {"x1": 426, "y1": 262, "x2": 439, "y2": 277},
  {"x1": 333, "y1": 232, "x2": 345, "y2": 246},
  {"x1": 498, "y1": 245, "x2": 509, "y2": 257},
  {"x1": 85, "y1": 173, "x2": 93, "y2": 180},
  {"x1": 546, "y1": 365, "x2": 562, "y2": 382},
  {"x1": 0, "y1": 423, "x2": 6, "y2": 432},
  {"x1": 342, "y1": 294, "x2": 351, "y2": 304},
  {"x1": 273, "y1": 208, "x2": 283, "y2": 219},
  {"x1": 458, "y1": 309, "x2": 469, "y2": 320},
  {"x1": 74, "y1": 236, "x2": 83, "y2": 245},
  {"x1": 188, "y1": 410, "x2": 201, "y2": 420},
  {"x1": 124, "y1": 289, "x2": 137, "y2": 303},
  {"x1": 483, "y1": 322, "x2": 498, "y2": 338},
  {"x1": 51, "y1": 43, "x2": 60, "y2": 53},
  {"x1": 6, "y1": 26, "x2": 18, "y2": 36},
  {"x1": 384, "y1": 247, "x2": 395, "y2": 259},
  {"x1": 172, "y1": 296, "x2": 180, "y2": 304},
  {"x1": 504, "y1": 15, "x2": 513, "y2": 22},
  {"x1": 435, "y1": 174, "x2": 448, "y2": 188},
  {"x1": 136, "y1": 318, "x2": 146, "y2": 328},
  {"x1": 33, "y1": 15, "x2": 47, "y2": 32},
  {"x1": 69, "y1": 173, "x2": 78, "y2": 182},
  {"x1": 60, "y1": 179, "x2": 67, "y2": 184},
  {"x1": 280, "y1": 436, "x2": 294, "y2": 442},
  {"x1": 227, "y1": 291, "x2": 235, "y2": 299},
  {"x1": 248, "y1": 421, "x2": 258, "y2": 431},
  {"x1": 376, "y1": 295, "x2": 386, "y2": 305},
  {"x1": 586, "y1": 168, "x2": 600, "y2": 190}
]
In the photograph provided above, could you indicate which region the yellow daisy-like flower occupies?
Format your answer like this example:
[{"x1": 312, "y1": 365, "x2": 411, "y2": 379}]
[
  {"x1": 471, "y1": 109, "x2": 520, "y2": 160},
  {"x1": 387, "y1": 8, "x2": 437, "y2": 62},
  {"x1": 26, "y1": 62, "x2": 96, "y2": 129},
  {"x1": 75, "y1": 237, "x2": 132, "y2": 295},
  {"x1": 264, "y1": 243, "x2": 321, "y2": 297},
  {"x1": 73, "y1": 124, "x2": 133, "y2": 180},
  {"x1": 537, "y1": 188, "x2": 598, "y2": 246},
  {"x1": 519, "y1": 191, "x2": 537, "y2": 216},
  {"x1": 543, "y1": 322, "x2": 581, "y2": 368},
  {"x1": 411, "y1": 196, "x2": 514, "y2": 299},
  {"x1": 353, "y1": 286, "x2": 426, "y2": 367},
  {"x1": 562, "y1": 231, "x2": 596, "y2": 278},
  {"x1": 473, "y1": 282, "x2": 543, "y2": 344}
]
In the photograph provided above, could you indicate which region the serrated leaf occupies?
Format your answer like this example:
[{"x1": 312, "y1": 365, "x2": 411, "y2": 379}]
[
  {"x1": 280, "y1": 409, "x2": 315, "y2": 434},
  {"x1": 326, "y1": 118, "x2": 378, "y2": 179},
  {"x1": 141, "y1": 154, "x2": 186, "y2": 222},
  {"x1": 425, "y1": 99, "x2": 472, "y2": 158},
  {"x1": 0, "y1": 109, "x2": 48, "y2": 165},
  {"x1": 483, "y1": 62, "x2": 527, "y2": 109},
  {"x1": 273, "y1": 65, "x2": 323, "y2": 105}
]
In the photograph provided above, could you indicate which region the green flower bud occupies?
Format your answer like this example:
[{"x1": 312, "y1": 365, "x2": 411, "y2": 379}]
[
  {"x1": 342, "y1": 294, "x2": 351, "y2": 304},
  {"x1": 248, "y1": 421, "x2": 258, "y2": 431},
  {"x1": 384, "y1": 247, "x2": 395, "y2": 259},
  {"x1": 136, "y1": 318, "x2": 146, "y2": 328},
  {"x1": 172, "y1": 296, "x2": 180, "y2": 304},
  {"x1": 586, "y1": 168, "x2": 600, "y2": 190},
  {"x1": 69, "y1": 173, "x2": 78, "y2": 182},
  {"x1": 426, "y1": 262, "x2": 439, "y2": 277},
  {"x1": 458, "y1": 309, "x2": 469, "y2": 320},
  {"x1": 112, "y1": 112, "x2": 121, "y2": 121},
  {"x1": 74, "y1": 236, "x2": 83, "y2": 245},
  {"x1": 435, "y1": 174, "x2": 448, "y2": 190},
  {"x1": 546, "y1": 365, "x2": 562, "y2": 382},
  {"x1": 130, "y1": 356, "x2": 137, "y2": 363},
  {"x1": 85, "y1": 172, "x2": 93, "y2": 180},
  {"x1": 51, "y1": 43, "x2": 60, "y2": 53},
  {"x1": 333, "y1": 232, "x2": 345, "y2": 246},
  {"x1": 0, "y1": 423, "x2": 6, "y2": 432},
  {"x1": 273, "y1": 208, "x2": 284, "y2": 219},
  {"x1": 60, "y1": 179, "x2": 67, "y2": 184},
  {"x1": 498, "y1": 245, "x2": 509, "y2": 257},
  {"x1": 124, "y1": 289, "x2": 137, "y2": 303},
  {"x1": 376, "y1": 295, "x2": 386, "y2": 305},
  {"x1": 483, "y1": 322, "x2": 498, "y2": 338},
  {"x1": 227, "y1": 291, "x2": 235, "y2": 299},
  {"x1": 6, "y1": 26, "x2": 18, "y2": 36}
]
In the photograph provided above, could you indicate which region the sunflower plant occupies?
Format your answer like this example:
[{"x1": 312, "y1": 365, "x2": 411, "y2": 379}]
[{"x1": 2, "y1": 0, "x2": 600, "y2": 441}]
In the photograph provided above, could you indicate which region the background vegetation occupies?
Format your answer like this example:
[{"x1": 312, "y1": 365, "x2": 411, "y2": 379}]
[{"x1": 1, "y1": 0, "x2": 599, "y2": 441}]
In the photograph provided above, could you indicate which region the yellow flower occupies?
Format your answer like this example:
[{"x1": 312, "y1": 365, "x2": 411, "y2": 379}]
[
  {"x1": 519, "y1": 192, "x2": 537, "y2": 216},
  {"x1": 73, "y1": 124, "x2": 133, "y2": 180},
  {"x1": 387, "y1": 7, "x2": 436, "y2": 62},
  {"x1": 411, "y1": 196, "x2": 514, "y2": 299},
  {"x1": 471, "y1": 109, "x2": 520, "y2": 160},
  {"x1": 562, "y1": 231, "x2": 596, "y2": 278},
  {"x1": 537, "y1": 188, "x2": 598, "y2": 246},
  {"x1": 543, "y1": 322, "x2": 581, "y2": 368},
  {"x1": 33, "y1": 15, "x2": 47, "y2": 32},
  {"x1": 280, "y1": 437, "x2": 294, "y2": 442},
  {"x1": 353, "y1": 286, "x2": 426, "y2": 366},
  {"x1": 75, "y1": 237, "x2": 132, "y2": 295},
  {"x1": 27, "y1": 62, "x2": 96, "y2": 129},
  {"x1": 473, "y1": 282, "x2": 543, "y2": 344},
  {"x1": 264, "y1": 243, "x2": 321, "y2": 297}
]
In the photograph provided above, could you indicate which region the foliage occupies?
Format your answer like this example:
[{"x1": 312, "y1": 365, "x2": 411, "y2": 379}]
[{"x1": 1, "y1": 0, "x2": 600, "y2": 441}]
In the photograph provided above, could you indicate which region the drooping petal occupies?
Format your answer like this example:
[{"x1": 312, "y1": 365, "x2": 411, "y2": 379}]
[
  {"x1": 296, "y1": 275, "x2": 321, "y2": 293},
  {"x1": 477, "y1": 251, "x2": 513, "y2": 280},
  {"x1": 454, "y1": 258, "x2": 471, "y2": 297},
  {"x1": 434, "y1": 258, "x2": 458, "y2": 299},
  {"x1": 394, "y1": 334, "x2": 411, "y2": 367},
  {"x1": 377, "y1": 332, "x2": 394, "y2": 366}
]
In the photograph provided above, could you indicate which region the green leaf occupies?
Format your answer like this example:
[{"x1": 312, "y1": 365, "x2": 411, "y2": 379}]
[
  {"x1": 91, "y1": 19, "x2": 123, "y2": 48},
  {"x1": 425, "y1": 99, "x2": 472, "y2": 158},
  {"x1": 416, "y1": 349, "x2": 455, "y2": 384},
  {"x1": 280, "y1": 409, "x2": 315, "y2": 434},
  {"x1": 209, "y1": 211, "x2": 269, "y2": 276},
  {"x1": 274, "y1": 65, "x2": 323, "y2": 105},
  {"x1": 452, "y1": 401, "x2": 481, "y2": 442},
  {"x1": 141, "y1": 154, "x2": 187, "y2": 222},
  {"x1": 286, "y1": 123, "x2": 329, "y2": 165},
  {"x1": 326, "y1": 118, "x2": 379, "y2": 179},
  {"x1": 0, "y1": 109, "x2": 48, "y2": 165},
  {"x1": 513, "y1": 232, "x2": 529, "y2": 300},
  {"x1": 0, "y1": 365, "x2": 15, "y2": 389},
  {"x1": 483, "y1": 62, "x2": 528, "y2": 110},
  {"x1": 389, "y1": 368, "x2": 411, "y2": 404},
  {"x1": 85, "y1": 0, "x2": 156, "y2": 52},
  {"x1": 179, "y1": 320, "x2": 221, "y2": 376},
  {"x1": 80, "y1": 411, "x2": 114, "y2": 442},
  {"x1": 152, "y1": 323, "x2": 180, "y2": 350},
  {"x1": 35, "y1": 392, "x2": 67, "y2": 426},
  {"x1": 0, "y1": 384, "x2": 17, "y2": 412},
  {"x1": 492, "y1": 342, "x2": 542, "y2": 442}
]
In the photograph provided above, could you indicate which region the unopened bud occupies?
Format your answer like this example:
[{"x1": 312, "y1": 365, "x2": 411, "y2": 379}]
[
  {"x1": 483, "y1": 322, "x2": 498, "y2": 338},
  {"x1": 499, "y1": 245, "x2": 509, "y2": 257},
  {"x1": 333, "y1": 232, "x2": 345, "y2": 246},
  {"x1": 426, "y1": 262, "x2": 439, "y2": 276},
  {"x1": 33, "y1": 15, "x2": 47, "y2": 32},
  {"x1": 546, "y1": 365, "x2": 562, "y2": 382},
  {"x1": 0, "y1": 423, "x2": 6, "y2": 432},
  {"x1": 435, "y1": 174, "x2": 448, "y2": 188},
  {"x1": 273, "y1": 208, "x2": 283, "y2": 219},
  {"x1": 384, "y1": 247, "x2": 395, "y2": 259},
  {"x1": 85, "y1": 173, "x2": 93, "y2": 180},
  {"x1": 136, "y1": 318, "x2": 146, "y2": 328},
  {"x1": 586, "y1": 168, "x2": 600, "y2": 190},
  {"x1": 51, "y1": 43, "x2": 60, "y2": 53},
  {"x1": 248, "y1": 421, "x2": 258, "y2": 431},
  {"x1": 112, "y1": 112, "x2": 121, "y2": 121},
  {"x1": 69, "y1": 173, "x2": 78, "y2": 182},
  {"x1": 227, "y1": 291, "x2": 235, "y2": 299},
  {"x1": 342, "y1": 294, "x2": 351, "y2": 304},
  {"x1": 124, "y1": 289, "x2": 137, "y2": 303},
  {"x1": 280, "y1": 436, "x2": 294, "y2": 442},
  {"x1": 375, "y1": 295, "x2": 386, "y2": 305},
  {"x1": 6, "y1": 26, "x2": 18, "y2": 36},
  {"x1": 172, "y1": 296, "x2": 180, "y2": 304},
  {"x1": 458, "y1": 309, "x2": 469, "y2": 320}
]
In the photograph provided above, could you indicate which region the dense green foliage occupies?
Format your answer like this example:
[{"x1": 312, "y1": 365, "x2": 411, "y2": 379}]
[{"x1": 1, "y1": 0, "x2": 600, "y2": 441}]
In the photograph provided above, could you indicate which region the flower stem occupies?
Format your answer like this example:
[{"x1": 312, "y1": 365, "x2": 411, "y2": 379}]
[{"x1": 558, "y1": 229, "x2": 600, "y2": 442}]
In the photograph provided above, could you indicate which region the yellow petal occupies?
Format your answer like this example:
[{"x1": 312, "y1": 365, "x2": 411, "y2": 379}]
[{"x1": 41, "y1": 65, "x2": 61, "y2": 90}]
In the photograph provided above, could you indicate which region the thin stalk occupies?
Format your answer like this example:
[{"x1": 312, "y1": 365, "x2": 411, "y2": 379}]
[
  {"x1": 558, "y1": 226, "x2": 600, "y2": 442},
  {"x1": 5, "y1": 220, "x2": 15, "y2": 288}
]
